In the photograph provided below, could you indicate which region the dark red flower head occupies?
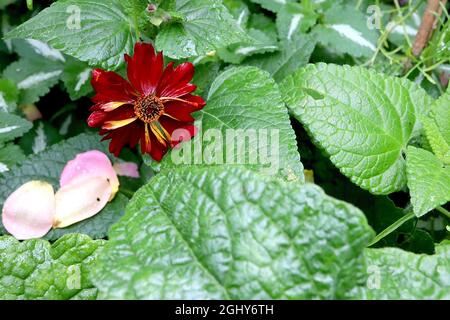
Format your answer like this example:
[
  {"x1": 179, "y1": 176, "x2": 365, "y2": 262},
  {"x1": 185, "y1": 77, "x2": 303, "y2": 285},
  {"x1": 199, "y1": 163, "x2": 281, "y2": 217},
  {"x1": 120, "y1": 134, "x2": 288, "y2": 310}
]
[{"x1": 87, "y1": 42, "x2": 206, "y2": 161}]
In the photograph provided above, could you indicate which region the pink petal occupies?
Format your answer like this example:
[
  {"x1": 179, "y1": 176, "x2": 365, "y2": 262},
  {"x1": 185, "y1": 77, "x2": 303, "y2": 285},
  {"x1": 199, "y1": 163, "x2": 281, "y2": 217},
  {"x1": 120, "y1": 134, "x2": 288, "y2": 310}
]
[
  {"x1": 2, "y1": 181, "x2": 54, "y2": 240},
  {"x1": 60, "y1": 150, "x2": 119, "y2": 201},
  {"x1": 113, "y1": 162, "x2": 140, "y2": 178},
  {"x1": 53, "y1": 176, "x2": 112, "y2": 228}
]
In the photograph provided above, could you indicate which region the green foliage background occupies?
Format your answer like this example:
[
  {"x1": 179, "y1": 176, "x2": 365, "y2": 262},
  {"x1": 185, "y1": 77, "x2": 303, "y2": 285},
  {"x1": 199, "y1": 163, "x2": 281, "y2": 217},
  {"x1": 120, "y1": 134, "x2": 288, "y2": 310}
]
[{"x1": 0, "y1": 0, "x2": 448, "y2": 300}]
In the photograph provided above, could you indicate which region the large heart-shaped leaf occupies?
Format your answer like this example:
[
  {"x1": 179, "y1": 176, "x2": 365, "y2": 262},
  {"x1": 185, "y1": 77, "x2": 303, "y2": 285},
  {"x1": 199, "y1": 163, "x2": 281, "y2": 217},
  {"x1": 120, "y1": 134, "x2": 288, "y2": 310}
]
[
  {"x1": 92, "y1": 167, "x2": 373, "y2": 299},
  {"x1": 162, "y1": 66, "x2": 304, "y2": 181},
  {"x1": 281, "y1": 63, "x2": 432, "y2": 194}
]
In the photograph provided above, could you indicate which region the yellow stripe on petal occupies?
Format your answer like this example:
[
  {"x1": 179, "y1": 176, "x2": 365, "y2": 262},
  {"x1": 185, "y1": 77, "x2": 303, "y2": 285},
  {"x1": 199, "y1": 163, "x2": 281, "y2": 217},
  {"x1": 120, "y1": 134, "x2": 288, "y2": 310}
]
[
  {"x1": 101, "y1": 101, "x2": 128, "y2": 112},
  {"x1": 150, "y1": 122, "x2": 167, "y2": 146},
  {"x1": 157, "y1": 122, "x2": 171, "y2": 141},
  {"x1": 145, "y1": 123, "x2": 151, "y2": 145},
  {"x1": 103, "y1": 117, "x2": 137, "y2": 130}
]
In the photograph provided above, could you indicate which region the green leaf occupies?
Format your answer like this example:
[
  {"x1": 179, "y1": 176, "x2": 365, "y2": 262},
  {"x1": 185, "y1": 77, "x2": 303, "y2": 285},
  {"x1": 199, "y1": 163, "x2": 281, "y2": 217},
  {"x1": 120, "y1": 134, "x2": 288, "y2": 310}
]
[
  {"x1": 245, "y1": 33, "x2": 315, "y2": 82},
  {"x1": 3, "y1": 58, "x2": 62, "y2": 105},
  {"x1": 249, "y1": 0, "x2": 294, "y2": 13},
  {"x1": 6, "y1": 0, "x2": 136, "y2": 70},
  {"x1": 217, "y1": 28, "x2": 278, "y2": 64},
  {"x1": 0, "y1": 143, "x2": 25, "y2": 174},
  {"x1": 406, "y1": 147, "x2": 450, "y2": 217},
  {"x1": 0, "y1": 133, "x2": 123, "y2": 238},
  {"x1": 92, "y1": 167, "x2": 374, "y2": 299},
  {"x1": 0, "y1": 78, "x2": 18, "y2": 113},
  {"x1": 191, "y1": 61, "x2": 221, "y2": 97},
  {"x1": 0, "y1": 111, "x2": 32, "y2": 144},
  {"x1": 18, "y1": 121, "x2": 62, "y2": 155},
  {"x1": 421, "y1": 116, "x2": 450, "y2": 164},
  {"x1": 422, "y1": 90, "x2": 450, "y2": 163},
  {"x1": 430, "y1": 90, "x2": 450, "y2": 146},
  {"x1": 0, "y1": 0, "x2": 17, "y2": 10},
  {"x1": 223, "y1": 0, "x2": 249, "y2": 29},
  {"x1": 162, "y1": 66, "x2": 304, "y2": 181},
  {"x1": 313, "y1": 4, "x2": 378, "y2": 58},
  {"x1": 281, "y1": 63, "x2": 432, "y2": 194},
  {"x1": 276, "y1": 2, "x2": 317, "y2": 40},
  {"x1": 359, "y1": 241, "x2": 450, "y2": 299},
  {"x1": 12, "y1": 39, "x2": 66, "y2": 63},
  {"x1": 0, "y1": 234, "x2": 104, "y2": 299},
  {"x1": 61, "y1": 57, "x2": 93, "y2": 101},
  {"x1": 155, "y1": 0, "x2": 248, "y2": 59}
]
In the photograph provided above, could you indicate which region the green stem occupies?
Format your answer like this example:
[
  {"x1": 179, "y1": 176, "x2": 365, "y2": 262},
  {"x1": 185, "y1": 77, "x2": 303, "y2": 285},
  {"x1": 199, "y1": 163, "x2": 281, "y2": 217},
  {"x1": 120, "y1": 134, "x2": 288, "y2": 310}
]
[
  {"x1": 367, "y1": 212, "x2": 416, "y2": 247},
  {"x1": 436, "y1": 206, "x2": 450, "y2": 219}
]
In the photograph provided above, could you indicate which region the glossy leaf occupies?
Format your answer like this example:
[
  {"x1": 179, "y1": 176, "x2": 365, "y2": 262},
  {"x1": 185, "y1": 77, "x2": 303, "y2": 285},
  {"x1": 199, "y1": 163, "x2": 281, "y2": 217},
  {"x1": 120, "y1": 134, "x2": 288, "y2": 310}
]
[
  {"x1": 162, "y1": 66, "x2": 304, "y2": 181},
  {"x1": 281, "y1": 63, "x2": 432, "y2": 194},
  {"x1": 92, "y1": 167, "x2": 374, "y2": 299},
  {"x1": 0, "y1": 234, "x2": 104, "y2": 299}
]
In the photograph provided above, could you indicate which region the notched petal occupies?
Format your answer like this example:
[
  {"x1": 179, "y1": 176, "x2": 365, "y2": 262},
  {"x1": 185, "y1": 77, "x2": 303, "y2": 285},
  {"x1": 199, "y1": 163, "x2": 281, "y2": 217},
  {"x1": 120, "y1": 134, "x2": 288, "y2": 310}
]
[
  {"x1": 2, "y1": 181, "x2": 55, "y2": 240},
  {"x1": 53, "y1": 176, "x2": 112, "y2": 228}
]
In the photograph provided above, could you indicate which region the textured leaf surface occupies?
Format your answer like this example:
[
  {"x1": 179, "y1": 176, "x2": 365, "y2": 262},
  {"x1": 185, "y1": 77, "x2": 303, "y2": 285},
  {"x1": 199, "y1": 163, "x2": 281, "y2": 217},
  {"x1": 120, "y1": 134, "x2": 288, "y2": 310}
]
[
  {"x1": 431, "y1": 91, "x2": 450, "y2": 145},
  {"x1": 406, "y1": 147, "x2": 450, "y2": 217},
  {"x1": 246, "y1": 33, "x2": 315, "y2": 82},
  {"x1": 162, "y1": 66, "x2": 304, "y2": 181},
  {"x1": 0, "y1": 144, "x2": 25, "y2": 174},
  {"x1": 6, "y1": 0, "x2": 136, "y2": 69},
  {"x1": 3, "y1": 58, "x2": 62, "y2": 104},
  {"x1": 313, "y1": 4, "x2": 378, "y2": 58},
  {"x1": 0, "y1": 111, "x2": 32, "y2": 144},
  {"x1": 281, "y1": 63, "x2": 432, "y2": 194},
  {"x1": 276, "y1": 2, "x2": 317, "y2": 40},
  {"x1": 218, "y1": 28, "x2": 278, "y2": 64},
  {"x1": 422, "y1": 90, "x2": 450, "y2": 164},
  {"x1": 92, "y1": 167, "x2": 373, "y2": 299},
  {"x1": 0, "y1": 234, "x2": 104, "y2": 299},
  {"x1": 0, "y1": 133, "x2": 124, "y2": 239},
  {"x1": 359, "y1": 242, "x2": 450, "y2": 299},
  {"x1": 155, "y1": 0, "x2": 248, "y2": 58},
  {"x1": 61, "y1": 57, "x2": 92, "y2": 101},
  {"x1": 0, "y1": 78, "x2": 19, "y2": 113}
]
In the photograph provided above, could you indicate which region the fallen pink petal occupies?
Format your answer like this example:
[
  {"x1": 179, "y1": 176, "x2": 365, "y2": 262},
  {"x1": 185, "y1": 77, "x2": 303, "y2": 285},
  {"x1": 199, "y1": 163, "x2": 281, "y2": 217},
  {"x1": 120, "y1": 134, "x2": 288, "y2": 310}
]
[
  {"x1": 113, "y1": 162, "x2": 140, "y2": 178},
  {"x1": 60, "y1": 150, "x2": 119, "y2": 200},
  {"x1": 53, "y1": 175, "x2": 112, "y2": 228},
  {"x1": 2, "y1": 181, "x2": 55, "y2": 240}
]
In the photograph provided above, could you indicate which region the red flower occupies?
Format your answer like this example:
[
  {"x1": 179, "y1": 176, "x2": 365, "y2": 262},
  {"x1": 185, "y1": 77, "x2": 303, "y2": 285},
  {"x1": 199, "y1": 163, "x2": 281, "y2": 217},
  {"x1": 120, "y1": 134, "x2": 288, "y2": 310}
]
[{"x1": 87, "y1": 42, "x2": 206, "y2": 161}]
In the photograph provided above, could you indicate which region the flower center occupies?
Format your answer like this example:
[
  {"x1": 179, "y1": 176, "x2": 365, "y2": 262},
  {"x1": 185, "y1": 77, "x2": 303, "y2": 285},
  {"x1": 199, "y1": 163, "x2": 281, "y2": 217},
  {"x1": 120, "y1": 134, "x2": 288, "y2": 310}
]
[{"x1": 134, "y1": 95, "x2": 164, "y2": 123}]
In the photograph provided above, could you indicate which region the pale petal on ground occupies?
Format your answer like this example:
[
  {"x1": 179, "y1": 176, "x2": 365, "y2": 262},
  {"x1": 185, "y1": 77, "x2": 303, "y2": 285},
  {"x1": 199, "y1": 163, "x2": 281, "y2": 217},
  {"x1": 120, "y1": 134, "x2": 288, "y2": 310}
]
[
  {"x1": 2, "y1": 181, "x2": 54, "y2": 240},
  {"x1": 53, "y1": 176, "x2": 112, "y2": 228},
  {"x1": 60, "y1": 150, "x2": 119, "y2": 200}
]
